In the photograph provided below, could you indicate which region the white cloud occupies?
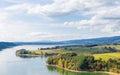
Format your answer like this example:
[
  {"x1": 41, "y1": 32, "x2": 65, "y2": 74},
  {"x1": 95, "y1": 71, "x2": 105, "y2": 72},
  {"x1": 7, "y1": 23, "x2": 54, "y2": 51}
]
[
  {"x1": 4, "y1": 0, "x2": 20, "y2": 3},
  {"x1": 63, "y1": 18, "x2": 120, "y2": 34},
  {"x1": 0, "y1": 21, "x2": 41, "y2": 42},
  {"x1": 27, "y1": 0, "x2": 82, "y2": 16},
  {"x1": 5, "y1": 3, "x2": 33, "y2": 13},
  {"x1": 0, "y1": 21, "x2": 74, "y2": 42},
  {"x1": 5, "y1": 0, "x2": 120, "y2": 20},
  {"x1": 4, "y1": 0, "x2": 85, "y2": 17},
  {"x1": 59, "y1": 0, "x2": 120, "y2": 35},
  {"x1": 28, "y1": 32, "x2": 55, "y2": 37},
  {"x1": 0, "y1": 0, "x2": 120, "y2": 41},
  {"x1": 102, "y1": 25, "x2": 115, "y2": 32},
  {"x1": 4, "y1": 0, "x2": 120, "y2": 20},
  {"x1": 0, "y1": 11, "x2": 9, "y2": 21}
]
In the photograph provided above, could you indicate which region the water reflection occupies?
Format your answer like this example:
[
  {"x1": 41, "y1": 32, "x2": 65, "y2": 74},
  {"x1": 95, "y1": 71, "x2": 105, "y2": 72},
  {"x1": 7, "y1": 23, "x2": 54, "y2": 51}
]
[
  {"x1": 16, "y1": 55, "x2": 51, "y2": 59},
  {"x1": 47, "y1": 66, "x2": 110, "y2": 75},
  {"x1": 16, "y1": 55, "x2": 39, "y2": 58}
]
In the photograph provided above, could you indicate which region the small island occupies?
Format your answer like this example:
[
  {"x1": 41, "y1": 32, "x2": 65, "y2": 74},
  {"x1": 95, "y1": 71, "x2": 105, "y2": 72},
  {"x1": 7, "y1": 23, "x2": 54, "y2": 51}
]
[{"x1": 16, "y1": 45, "x2": 120, "y2": 74}]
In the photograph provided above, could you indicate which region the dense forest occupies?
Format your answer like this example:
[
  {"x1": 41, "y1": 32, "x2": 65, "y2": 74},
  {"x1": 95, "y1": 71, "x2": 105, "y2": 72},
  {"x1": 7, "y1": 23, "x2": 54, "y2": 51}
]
[{"x1": 46, "y1": 53, "x2": 120, "y2": 73}]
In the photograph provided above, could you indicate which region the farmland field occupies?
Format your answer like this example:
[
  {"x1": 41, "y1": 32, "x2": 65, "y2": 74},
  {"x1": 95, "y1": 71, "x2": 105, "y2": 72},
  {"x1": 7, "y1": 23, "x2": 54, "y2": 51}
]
[{"x1": 93, "y1": 52, "x2": 120, "y2": 61}]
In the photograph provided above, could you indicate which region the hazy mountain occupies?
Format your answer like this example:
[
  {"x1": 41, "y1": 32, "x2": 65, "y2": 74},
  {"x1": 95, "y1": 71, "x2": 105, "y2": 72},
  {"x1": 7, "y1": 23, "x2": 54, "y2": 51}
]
[
  {"x1": 0, "y1": 36, "x2": 120, "y2": 51},
  {"x1": 14, "y1": 36, "x2": 120, "y2": 45},
  {"x1": 0, "y1": 42, "x2": 17, "y2": 50},
  {"x1": 14, "y1": 41, "x2": 64, "y2": 45},
  {"x1": 63, "y1": 36, "x2": 120, "y2": 45}
]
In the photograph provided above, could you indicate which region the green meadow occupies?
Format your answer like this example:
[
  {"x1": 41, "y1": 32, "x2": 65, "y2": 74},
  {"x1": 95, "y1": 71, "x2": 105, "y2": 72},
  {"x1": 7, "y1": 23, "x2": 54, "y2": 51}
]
[{"x1": 93, "y1": 52, "x2": 120, "y2": 61}]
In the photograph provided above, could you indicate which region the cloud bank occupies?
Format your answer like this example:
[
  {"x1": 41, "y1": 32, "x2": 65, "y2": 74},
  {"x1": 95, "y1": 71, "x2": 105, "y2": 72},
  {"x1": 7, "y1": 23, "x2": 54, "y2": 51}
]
[{"x1": 0, "y1": 0, "x2": 120, "y2": 41}]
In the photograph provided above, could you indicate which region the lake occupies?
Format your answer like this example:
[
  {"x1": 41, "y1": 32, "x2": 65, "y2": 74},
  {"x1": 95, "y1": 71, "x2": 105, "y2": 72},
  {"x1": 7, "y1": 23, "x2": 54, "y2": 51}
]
[{"x1": 0, "y1": 45, "x2": 110, "y2": 75}]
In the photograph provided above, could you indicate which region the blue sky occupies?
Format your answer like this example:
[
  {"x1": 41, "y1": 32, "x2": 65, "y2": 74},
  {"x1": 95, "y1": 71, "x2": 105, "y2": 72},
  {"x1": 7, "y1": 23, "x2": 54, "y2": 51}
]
[{"x1": 0, "y1": 0, "x2": 120, "y2": 42}]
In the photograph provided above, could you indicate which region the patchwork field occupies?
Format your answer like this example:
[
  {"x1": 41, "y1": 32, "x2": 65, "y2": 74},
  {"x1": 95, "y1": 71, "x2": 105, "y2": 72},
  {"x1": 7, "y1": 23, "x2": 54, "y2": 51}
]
[
  {"x1": 93, "y1": 52, "x2": 120, "y2": 61},
  {"x1": 28, "y1": 46, "x2": 111, "y2": 55},
  {"x1": 17, "y1": 45, "x2": 120, "y2": 62},
  {"x1": 29, "y1": 49, "x2": 65, "y2": 55}
]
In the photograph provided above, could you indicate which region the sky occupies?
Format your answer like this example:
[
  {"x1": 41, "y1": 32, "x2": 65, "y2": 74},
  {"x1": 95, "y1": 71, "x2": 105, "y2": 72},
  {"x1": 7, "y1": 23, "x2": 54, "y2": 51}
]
[{"x1": 0, "y1": 0, "x2": 120, "y2": 42}]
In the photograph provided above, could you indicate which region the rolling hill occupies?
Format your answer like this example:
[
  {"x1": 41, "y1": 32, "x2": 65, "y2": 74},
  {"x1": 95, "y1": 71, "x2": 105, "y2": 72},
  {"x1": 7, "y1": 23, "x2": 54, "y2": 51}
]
[{"x1": 62, "y1": 36, "x2": 120, "y2": 45}]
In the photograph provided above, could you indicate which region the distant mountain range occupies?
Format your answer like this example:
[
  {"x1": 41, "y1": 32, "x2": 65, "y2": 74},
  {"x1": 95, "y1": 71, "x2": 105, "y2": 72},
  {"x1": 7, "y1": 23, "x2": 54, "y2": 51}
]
[
  {"x1": 0, "y1": 36, "x2": 120, "y2": 50},
  {"x1": 62, "y1": 36, "x2": 120, "y2": 45},
  {"x1": 14, "y1": 36, "x2": 120, "y2": 45},
  {"x1": 14, "y1": 42, "x2": 62, "y2": 45},
  {"x1": 0, "y1": 42, "x2": 17, "y2": 50}
]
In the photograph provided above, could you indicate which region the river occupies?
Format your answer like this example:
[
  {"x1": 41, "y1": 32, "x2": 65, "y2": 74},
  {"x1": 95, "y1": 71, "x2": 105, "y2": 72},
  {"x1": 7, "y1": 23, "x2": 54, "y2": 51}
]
[{"x1": 0, "y1": 45, "x2": 110, "y2": 75}]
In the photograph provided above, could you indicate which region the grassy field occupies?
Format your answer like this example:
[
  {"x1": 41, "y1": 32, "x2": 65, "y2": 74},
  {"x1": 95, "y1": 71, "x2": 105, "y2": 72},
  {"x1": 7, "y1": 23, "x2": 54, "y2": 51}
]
[
  {"x1": 27, "y1": 45, "x2": 120, "y2": 55},
  {"x1": 29, "y1": 49, "x2": 65, "y2": 55},
  {"x1": 62, "y1": 47, "x2": 103, "y2": 53},
  {"x1": 17, "y1": 45, "x2": 120, "y2": 61},
  {"x1": 93, "y1": 52, "x2": 120, "y2": 61},
  {"x1": 28, "y1": 46, "x2": 107, "y2": 55}
]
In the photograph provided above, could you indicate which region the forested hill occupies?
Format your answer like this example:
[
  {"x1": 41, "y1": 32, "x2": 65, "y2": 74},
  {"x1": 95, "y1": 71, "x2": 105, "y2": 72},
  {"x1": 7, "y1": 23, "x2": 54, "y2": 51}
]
[
  {"x1": 62, "y1": 36, "x2": 120, "y2": 45},
  {"x1": 14, "y1": 36, "x2": 120, "y2": 46},
  {"x1": 0, "y1": 42, "x2": 17, "y2": 50}
]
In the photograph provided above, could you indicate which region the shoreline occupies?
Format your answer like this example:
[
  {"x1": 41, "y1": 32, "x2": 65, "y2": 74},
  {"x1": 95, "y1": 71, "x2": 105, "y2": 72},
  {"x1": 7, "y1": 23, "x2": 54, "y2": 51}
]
[
  {"x1": 46, "y1": 64, "x2": 120, "y2": 75},
  {"x1": 17, "y1": 54, "x2": 43, "y2": 56},
  {"x1": 16, "y1": 54, "x2": 56, "y2": 57}
]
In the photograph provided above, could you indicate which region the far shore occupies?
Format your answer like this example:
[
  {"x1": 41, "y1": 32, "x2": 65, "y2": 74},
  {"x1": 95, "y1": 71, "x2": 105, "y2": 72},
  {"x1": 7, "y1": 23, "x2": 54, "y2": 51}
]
[
  {"x1": 17, "y1": 54, "x2": 42, "y2": 57},
  {"x1": 46, "y1": 64, "x2": 120, "y2": 75},
  {"x1": 16, "y1": 54, "x2": 56, "y2": 57}
]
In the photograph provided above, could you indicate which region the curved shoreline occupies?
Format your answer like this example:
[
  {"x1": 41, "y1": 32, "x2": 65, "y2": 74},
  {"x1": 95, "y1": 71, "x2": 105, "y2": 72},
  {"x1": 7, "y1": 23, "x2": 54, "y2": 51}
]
[{"x1": 46, "y1": 64, "x2": 119, "y2": 75}]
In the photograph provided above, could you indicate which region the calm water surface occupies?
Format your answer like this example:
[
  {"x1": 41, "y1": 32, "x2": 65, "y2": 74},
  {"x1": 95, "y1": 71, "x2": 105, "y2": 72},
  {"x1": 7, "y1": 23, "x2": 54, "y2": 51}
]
[{"x1": 0, "y1": 45, "x2": 110, "y2": 75}]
